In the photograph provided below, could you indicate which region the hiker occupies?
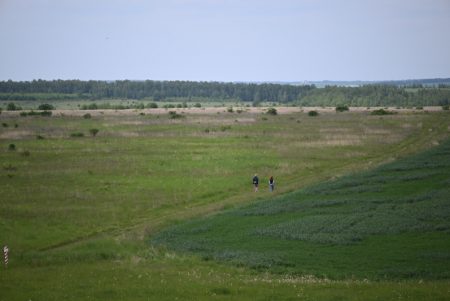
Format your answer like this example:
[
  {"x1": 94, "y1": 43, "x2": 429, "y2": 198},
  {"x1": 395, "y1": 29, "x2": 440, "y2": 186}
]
[
  {"x1": 269, "y1": 176, "x2": 275, "y2": 192},
  {"x1": 252, "y1": 174, "x2": 259, "y2": 192}
]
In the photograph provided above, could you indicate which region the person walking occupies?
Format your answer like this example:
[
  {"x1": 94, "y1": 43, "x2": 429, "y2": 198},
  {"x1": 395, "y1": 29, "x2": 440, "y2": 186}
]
[
  {"x1": 269, "y1": 176, "x2": 275, "y2": 192},
  {"x1": 252, "y1": 174, "x2": 259, "y2": 192}
]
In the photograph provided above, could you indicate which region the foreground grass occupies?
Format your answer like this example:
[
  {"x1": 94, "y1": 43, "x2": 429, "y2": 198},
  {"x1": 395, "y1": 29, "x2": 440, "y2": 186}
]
[
  {"x1": 1, "y1": 109, "x2": 449, "y2": 300},
  {"x1": 152, "y1": 138, "x2": 450, "y2": 280}
]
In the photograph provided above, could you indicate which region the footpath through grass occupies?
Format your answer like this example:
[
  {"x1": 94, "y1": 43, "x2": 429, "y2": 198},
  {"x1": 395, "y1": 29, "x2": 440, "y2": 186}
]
[{"x1": 152, "y1": 138, "x2": 450, "y2": 280}]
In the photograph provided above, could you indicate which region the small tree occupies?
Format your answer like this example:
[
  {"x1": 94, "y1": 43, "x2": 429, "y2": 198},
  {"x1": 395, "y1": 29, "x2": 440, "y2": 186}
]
[
  {"x1": 89, "y1": 128, "x2": 99, "y2": 137},
  {"x1": 335, "y1": 105, "x2": 349, "y2": 112},
  {"x1": 7, "y1": 103, "x2": 21, "y2": 111},
  {"x1": 266, "y1": 108, "x2": 277, "y2": 115},
  {"x1": 308, "y1": 110, "x2": 319, "y2": 116}
]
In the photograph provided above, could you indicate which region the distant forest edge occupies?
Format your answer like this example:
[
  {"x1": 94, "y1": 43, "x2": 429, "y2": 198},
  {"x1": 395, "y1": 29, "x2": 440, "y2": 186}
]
[{"x1": 1, "y1": 79, "x2": 450, "y2": 107}]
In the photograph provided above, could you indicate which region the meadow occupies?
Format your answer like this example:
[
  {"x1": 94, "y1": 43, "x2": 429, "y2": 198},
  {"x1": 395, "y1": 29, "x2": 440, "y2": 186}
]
[
  {"x1": 1, "y1": 107, "x2": 449, "y2": 300},
  {"x1": 152, "y1": 137, "x2": 450, "y2": 280}
]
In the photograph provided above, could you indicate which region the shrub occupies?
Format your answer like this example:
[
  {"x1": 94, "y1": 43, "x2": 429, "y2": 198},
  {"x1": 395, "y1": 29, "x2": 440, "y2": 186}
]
[
  {"x1": 442, "y1": 105, "x2": 449, "y2": 111},
  {"x1": 81, "y1": 103, "x2": 96, "y2": 110},
  {"x1": 36, "y1": 135, "x2": 45, "y2": 140},
  {"x1": 2, "y1": 123, "x2": 8, "y2": 127},
  {"x1": 416, "y1": 106, "x2": 423, "y2": 110},
  {"x1": 7, "y1": 102, "x2": 21, "y2": 111},
  {"x1": 308, "y1": 110, "x2": 319, "y2": 117},
  {"x1": 148, "y1": 102, "x2": 158, "y2": 109},
  {"x1": 89, "y1": 128, "x2": 99, "y2": 137},
  {"x1": 0, "y1": 108, "x2": 2, "y2": 114},
  {"x1": 83, "y1": 113, "x2": 92, "y2": 119},
  {"x1": 227, "y1": 107, "x2": 234, "y2": 113},
  {"x1": 19, "y1": 111, "x2": 52, "y2": 117},
  {"x1": 168, "y1": 111, "x2": 184, "y2": 119},
  {"x1": 38, "y1": 103, "x2": 55, "y2": 110},
  {"x1": 8, "y1": 144, "x2": 15, "y2": 151},
  {"x1": 21, "y1": 150, "x2": 30, "y2": 157},
  {"x1": 371, "y1": 109, "x2": 396, "y2": 115},
  {"x1": 194, "y1": 103, "x2": 202, "y2": 108},
  {"x1": 70, "y1": 132, "x2": 85, "y2": 137},
  {"x1": 335, "y1": 105, "x2": 349, "y2": 112},
  {"x1": 220, "y1": 125, "x2": 231, "y2": 131},
  {"x1": 266, "y1": 108, "x2": 277, "y2": 115}
]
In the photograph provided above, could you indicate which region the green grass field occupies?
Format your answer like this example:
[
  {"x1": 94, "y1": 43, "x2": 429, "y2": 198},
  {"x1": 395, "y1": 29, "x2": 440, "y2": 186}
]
[
  {"x1": 152, "y1": 138, "x2": 450, "y2": 280},
  {"x1": 1, "y1": 109, "x2": 449, "y2": 300}
]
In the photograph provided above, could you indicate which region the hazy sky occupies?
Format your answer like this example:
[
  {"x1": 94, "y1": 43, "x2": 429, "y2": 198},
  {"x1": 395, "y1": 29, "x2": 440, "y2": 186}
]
[{"x1": 1, "y1": 0, "x2": 449, "y2": 82}]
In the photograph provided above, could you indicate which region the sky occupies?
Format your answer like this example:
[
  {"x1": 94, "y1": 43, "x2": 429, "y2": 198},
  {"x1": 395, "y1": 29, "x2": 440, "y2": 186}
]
[{"x1": 0, "y1": 0, "x2": 449, "y2": 82}]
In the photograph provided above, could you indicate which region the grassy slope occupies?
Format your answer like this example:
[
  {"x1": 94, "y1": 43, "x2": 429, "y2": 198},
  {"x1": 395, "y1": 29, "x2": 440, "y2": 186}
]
[
  {"x1": 1, "y1": 110, "x2": 449, "y2": 300},
  {"x1": 152, "y1": 138, "x2": 450, "y2": 280}
]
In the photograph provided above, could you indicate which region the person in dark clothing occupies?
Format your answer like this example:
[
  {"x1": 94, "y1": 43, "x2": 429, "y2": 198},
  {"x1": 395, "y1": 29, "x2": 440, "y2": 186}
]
[
  {"x1": 269, "y1": 176, "x2": 275, "y2": 192},
  {"x1": 252, "y1": 174, "x2": 259, "y2": 192}
]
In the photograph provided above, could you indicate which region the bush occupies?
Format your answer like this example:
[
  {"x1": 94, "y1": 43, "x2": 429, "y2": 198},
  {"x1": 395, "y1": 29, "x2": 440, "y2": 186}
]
[
  {"x1": 194, "y1": 103, "x2": 202, "y2": 108},
  {"x1": 416, "y1": 106, "x2": 423, "y2": 110},
  {"x1": 168, "y1": 111, "x2": 184, "y2": 119},
  {"x1": 2, "y1": 123, "x2": 8, "y2": 127},
  {"x1": 442, "y1": 105, "x2": 449, "y2": 111},
  {"x1": 40, "y1": 111, "x2": 52, "y2": 116},
  {"x1": 227, "y1": 107, "x2": 234, "y2": 113},
  {"x1": 19, "y1": 111, "x2": 52, "y2": 117},
  {"x1": 83, "y1": 113, "x2": 92, "y2": 119},
  {"x1": 7, "y1": 102, "x2": 21, "y2": 111},
  {"x1": 21, "y1": 150, "x2": 30, "y2": 157},
  {"x1": 38, "y1": 103, "x2": 55, "y2": 110},
  {"x1": 335, "y1": 105, "x2": 349, "y2": 112},
  {"x1": 8, "y1": 144, "x2": 15, "y2": 151},
  {"x1": 36, "y1": 135, "x2": 45, "y2": 140},
  {"x1": 308, "y1": 110, "x2": 319, "y2": 117},
  {"x1": 370, "y1": 109, "x2": 396, "y2": 115},
  {"x1": 70, "y1": 132, "x2": 85, "y2": 137},
  {"x1": 89, "y1": 128, "x2": 99, "y2": 137},
  {"x1": 148, "y1": 102, "x2": 158, "y2": 109},
  {"x1": 266, "y1": 108, "x2": 277, "y2": 115}
]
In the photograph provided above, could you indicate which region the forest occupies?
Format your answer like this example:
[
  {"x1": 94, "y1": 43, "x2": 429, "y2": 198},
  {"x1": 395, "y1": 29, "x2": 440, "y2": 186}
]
[{"x1": 0, "y1": 79, "x2": 449, "y2": 107}]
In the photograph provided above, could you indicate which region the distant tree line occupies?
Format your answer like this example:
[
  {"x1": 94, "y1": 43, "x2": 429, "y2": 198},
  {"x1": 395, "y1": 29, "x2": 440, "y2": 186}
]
[
  {"x1": 0, "y1": 80, "x2": 449, "y2": 107},
  {"x1": 0, "y1": 80, "x2": 313, "y2": 103},
  {"x1": 297, "y1": 85, "x2": 450, "y2": 107}
]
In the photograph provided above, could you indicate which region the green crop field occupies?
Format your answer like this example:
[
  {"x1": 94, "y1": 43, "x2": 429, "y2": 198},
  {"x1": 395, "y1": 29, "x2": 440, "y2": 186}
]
[{"x1": 1, "y1": 108, "x2": 449, "y2": 300}]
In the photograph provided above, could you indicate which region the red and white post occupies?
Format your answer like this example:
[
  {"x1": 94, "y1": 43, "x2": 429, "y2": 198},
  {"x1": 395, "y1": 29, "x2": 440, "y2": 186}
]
[{"x1": 3, "y1": 245, "x2": 8, "y2": 268}]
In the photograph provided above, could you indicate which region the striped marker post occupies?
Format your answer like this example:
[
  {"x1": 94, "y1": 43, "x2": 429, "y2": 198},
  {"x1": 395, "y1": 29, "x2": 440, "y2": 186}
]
[{"x1": 3, "y1": 245, "x2": 8, "y2": 268}]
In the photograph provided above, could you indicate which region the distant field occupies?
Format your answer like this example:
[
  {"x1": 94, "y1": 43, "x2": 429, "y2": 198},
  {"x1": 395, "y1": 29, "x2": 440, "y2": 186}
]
[{"x1": 1, "y1": 108, "x2": 449, "y2": 300}]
